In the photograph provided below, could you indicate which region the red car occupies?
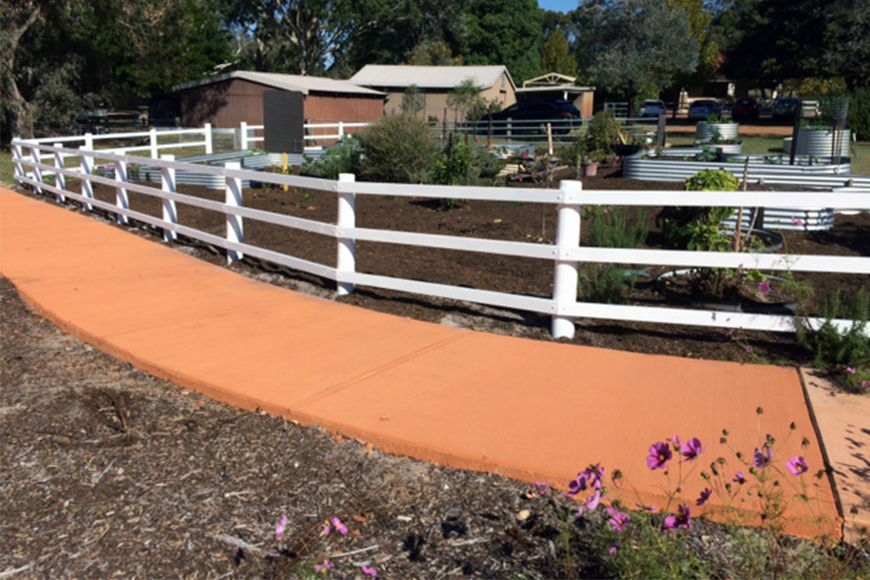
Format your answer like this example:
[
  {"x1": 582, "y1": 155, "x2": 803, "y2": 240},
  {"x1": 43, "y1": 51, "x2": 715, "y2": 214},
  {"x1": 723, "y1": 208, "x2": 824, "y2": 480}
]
[{"x1": 731, "y1": 97, "x2": 760, "y2": 122}]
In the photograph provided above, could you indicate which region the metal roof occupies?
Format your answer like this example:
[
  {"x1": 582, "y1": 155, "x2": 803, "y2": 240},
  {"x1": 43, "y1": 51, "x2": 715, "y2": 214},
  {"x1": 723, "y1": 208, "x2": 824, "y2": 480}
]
[
  {"x1": 173, "y1": 71, "x2": 385, "y2": 96},
  {"x1": 349, "y1": 65, "x2": 515, "y2": 90}
]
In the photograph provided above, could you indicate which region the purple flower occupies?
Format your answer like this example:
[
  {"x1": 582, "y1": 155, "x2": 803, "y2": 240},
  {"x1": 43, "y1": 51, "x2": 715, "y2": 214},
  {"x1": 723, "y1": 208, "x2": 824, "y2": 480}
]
[
  {"x1": 609, "y1": 545, "x2": 619, "y2": 555},
  {"x1": 681, "y1": 438, "x2": 704, "y2": 462},
  {"x1": 696, "y1": 488, "x2": 712, "y2": 507},
  {"x1": 275, "y1": 515, "x2": 288, "y2": 542},
  {"x1": 607, "y1": 507, "x2": 630, "y2": 532},
  {"x1": 786, "y1": 456, "x2": 809, "y2": 476},
  {"x1": 732, "y1": 472, "x2": 747, "y2": 484},
  {"x1": 585, "y1": 489, "x2": 602, "y2": 512},
  {"x1": 862, "y1": 380, "x2": 869, "y2": 391},
  {"x1": 753, "y1": 447, "x2": 774, "y2": 469},
  {"x1": 746, "y1": 345, "x2": 754, "y2": 354},
  {"x1": 758, "y1": 280, "x2": 771, "y2": 295},
  {"x1": 589, "y1": 464, "x2": 606, "y2": 491},
  {"x1": 846, "y1": 367, "x2": 857, "y2": 374},
  {"x1": 663, "y1": 504, "x2": 692, "y2": 531},
  {"x1": 669, "y1": 435, "x2": 683, "y2": 450},
  {"x1": 791, "y1": 216, "x2": 806, "y2": 228},
  {"x1": 315, "y1": 559, "x2": 332, "y2": 574},
  {"x1": 567, "y1": 472, "x2": 591, "y2": 497},
  {"x1": 361, "y1": 565, "x2": 378, "y2": 578},
  {"x1": 647, "y1": 441, "x2": 672, "y2": 470}
]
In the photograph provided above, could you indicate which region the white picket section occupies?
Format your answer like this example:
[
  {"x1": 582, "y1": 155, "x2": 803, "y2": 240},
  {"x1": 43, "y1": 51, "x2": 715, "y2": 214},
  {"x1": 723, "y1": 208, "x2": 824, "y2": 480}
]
[{"x1": 11, "y1": 138, "x2": 870, "y2": 339}]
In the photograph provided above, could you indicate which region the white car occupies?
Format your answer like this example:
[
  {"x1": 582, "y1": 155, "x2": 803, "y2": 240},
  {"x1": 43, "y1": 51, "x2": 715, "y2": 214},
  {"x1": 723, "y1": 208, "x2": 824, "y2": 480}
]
[{"x1": 640, "y1": 100, "x2": 667, "y2": 117}]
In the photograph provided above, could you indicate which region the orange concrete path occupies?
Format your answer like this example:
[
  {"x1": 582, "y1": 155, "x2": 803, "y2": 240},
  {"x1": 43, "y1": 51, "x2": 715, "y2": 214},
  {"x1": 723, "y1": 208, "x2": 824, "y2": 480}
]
[{"x1": 0, "y1": 189, "x2": 841, "y2": 539}]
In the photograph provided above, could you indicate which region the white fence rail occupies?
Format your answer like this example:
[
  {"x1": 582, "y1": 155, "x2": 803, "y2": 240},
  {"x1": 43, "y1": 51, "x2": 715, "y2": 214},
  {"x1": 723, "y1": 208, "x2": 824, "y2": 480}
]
[{"x1": 11, "y1": 138, "x2": 870, "y2": 339}]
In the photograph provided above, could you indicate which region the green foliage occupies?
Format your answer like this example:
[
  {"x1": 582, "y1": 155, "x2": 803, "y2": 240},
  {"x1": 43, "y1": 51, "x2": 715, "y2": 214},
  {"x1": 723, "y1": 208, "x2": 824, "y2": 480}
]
[
  {"x1": 574, "y1": 0, "x2": 699, "y2": 112},
  {"x1": 579, "y1": 265, "x2": 636, "y2": 304},
  {"x1": 300, "y1": 135, "x2": 361, "y2": 179},
  {"x1": 358, "y1": 115, "x2": 440, "y2": 183},
  {"x1": 408, "y1": 40, "x2": 462, "y2": 66},
  {"x1": 430, "y1": 133, "x2": 503, "y2": 188},
  {"x1": 585, "y1": 110, "x2": 624, "y2": 160},
  {"x1": 541, "y1": 29, "x2": 577, "y2": 77},
  {"x1": 796, "y1": 288, "x2": 870, "y2": 391},
  {"x1": 447, "y1": 79, "x2": 486, "y2": 120},
  {"x1": 662, "y1": 170, "x2": 738, "y2": 251},
  {"x1": 589, "y1": 207, "x2": 649, "y2": 249},
  {"x1": 847, "y1": 88, "x2": 870, "y2": 141},
  {"x1": 401, "y1": 85, "x2": 426, "y2": 117}
]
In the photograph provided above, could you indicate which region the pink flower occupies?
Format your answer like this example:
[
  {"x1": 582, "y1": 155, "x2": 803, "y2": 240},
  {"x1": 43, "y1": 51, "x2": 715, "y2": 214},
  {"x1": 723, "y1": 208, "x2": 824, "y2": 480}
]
[
  {"x1": 532, "y1": 482, "x2": 551, "y2": 497},
  {"x1": 746, "y1": 345, "x2": 754, "y2": 354},
  {"x1": 669, "y1": 435, "x2": 683, "y2": 450},
  {"x1": 315, "y1": 559, "x2": 332, "y2": 574},
  {"x1": 846, "y1": 367, "x2": 857, "y2": 374},
  {"x1": 331, "y1": 517, "x2": 348, "y2": 536},
  {"x1": 758, "y1": 280, "x2": 771, "y2": 295},
  {"x1": 696, "y1": 488, "x2": 712, "y2": 507},
  {"x1": 786, "y1": 456, "x2": 809, "y2": 476},
  {"x1": 361, "y1": 565, "x2": 378, "y2": 578},
  {"x1": 275, "y1": 515, "x2": 288, "y2": 542},
  {"x1": 681, "y1": 438, "x2": 704, "y2": 462},
  {"x1": 862, "y1": 380, "x2": 869, "y2": 391},
  {"x1": 607, "y1": 507, "x2": 630, "y2": 532},
  {"x1": 791, "y1": 216, "x2": 806, "y2": 228},
  {"x1": 585, "y1": 489, "x2": 602, "y2": 513},
  {"x1": 647, "y1": 441, "x2": 672, "y2": 470},
  {"x1": 609, "y1": 545, "x2": 619, "y2": 555}
]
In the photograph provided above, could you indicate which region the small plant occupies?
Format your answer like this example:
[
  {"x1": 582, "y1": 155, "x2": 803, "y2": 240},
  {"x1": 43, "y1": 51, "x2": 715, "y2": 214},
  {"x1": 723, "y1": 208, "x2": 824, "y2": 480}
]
[
  {"x1": 693, "y1": 146, "x2": 719, "y2": 162},
  {"x1": 796, "y1": 288, "x2": 870, "y2": 393},
  {"x1": 300, "y1": 135, "x2": 362, "y2": 180},
  {"x1": 579, "y1": 265, "x2": 636, "y2": 304}
]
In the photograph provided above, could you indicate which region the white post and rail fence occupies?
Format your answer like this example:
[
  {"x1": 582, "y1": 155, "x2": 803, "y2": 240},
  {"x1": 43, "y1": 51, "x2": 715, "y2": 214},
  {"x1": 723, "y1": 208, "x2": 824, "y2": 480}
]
[{"x1": 11, "y1": 138, "x2": 870, "y2": 339}]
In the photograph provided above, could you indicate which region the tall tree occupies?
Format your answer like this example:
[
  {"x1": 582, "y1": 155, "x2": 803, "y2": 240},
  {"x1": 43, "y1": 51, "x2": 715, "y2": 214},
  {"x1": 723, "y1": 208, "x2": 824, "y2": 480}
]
[
  {"x1": 541, "y1": 29, "x2": 578, "y2": 77},
  {"x1": 573, "y1": 0, "x2": 699, "y2": 116},
  {"x1": 459, "y1": 0, "x2": 544, "y2": 84}
]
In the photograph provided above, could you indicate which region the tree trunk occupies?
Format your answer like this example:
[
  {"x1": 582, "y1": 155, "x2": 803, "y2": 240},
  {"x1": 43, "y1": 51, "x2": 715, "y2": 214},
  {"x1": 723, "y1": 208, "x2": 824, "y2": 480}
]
[
  {"x1": 626, "y1": 79, "x2": 636, "y2": 119},
  {"x1": 1, "y1": 4, "x2": 42, "y2": 140}
]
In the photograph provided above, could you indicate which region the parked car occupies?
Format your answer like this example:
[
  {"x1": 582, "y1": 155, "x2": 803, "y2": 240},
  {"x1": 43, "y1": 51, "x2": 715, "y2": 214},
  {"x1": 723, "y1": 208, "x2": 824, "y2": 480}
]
[
  {"x1": 688, "y1": 99, "x2": 721, "y2": 121},
  {"x1": 640, "y1": 99, "x2": 667, "y2": 117},
  {"x1": 481, "y1": 100, "x2": 581, "y2": 133},
  {"x1": 731, "y1": 97, "x2": 760, "y2": 122},
  {"x1": 772, "y1": 98, "x2": 802, "y2": 123}
]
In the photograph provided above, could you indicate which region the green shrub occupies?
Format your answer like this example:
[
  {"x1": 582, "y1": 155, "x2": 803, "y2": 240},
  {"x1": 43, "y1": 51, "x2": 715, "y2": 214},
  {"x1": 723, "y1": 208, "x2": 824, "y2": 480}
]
[
  {"x1": 299, "y1": 135, "x2": 361, "y2": 179},
  {"x1": 579, "y1": 264, "x2": 636, "y2": 304},
  {"x1": 796, "y1": 288, "x2": 870, "y2": 393},
  {"x1": 847, "y1": 88, "x2": 870, "y2": 141},
  {"x1": 429, "y1": 134, "x2": 503, "y2": 208},
  {"x1": 589, "y1": 207, "x2": 649, "y2": 249},
  {"x1": 660, "y1": 170, "x2": 738, "y2": 251},
  {"x1": 358, "y1": 115, "x2": 440, "y2": 183}
]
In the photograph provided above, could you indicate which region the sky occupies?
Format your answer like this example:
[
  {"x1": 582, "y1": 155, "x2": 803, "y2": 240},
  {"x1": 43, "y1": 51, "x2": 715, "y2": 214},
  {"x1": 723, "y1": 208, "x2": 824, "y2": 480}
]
[{"x1": 538, "y1": 0, "x2": 576, "y2": 12}]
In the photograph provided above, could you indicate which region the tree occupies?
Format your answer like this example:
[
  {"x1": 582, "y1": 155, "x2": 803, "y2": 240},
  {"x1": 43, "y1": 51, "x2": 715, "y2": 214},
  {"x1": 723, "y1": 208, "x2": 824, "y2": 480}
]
[
  {"x1": 574, "y1": 0, "x2": 699, "y2": 117},
  {"x1": 447, "y1": 78, "x2": 485, "y2": 121},
  {"x1": 458, "y1": 0, "x2": 544, "y2": 84},
  {"x1": 409, "y1": 41, "x2": 463, "y2": 66},
  {"x1": 541, "y1": 29, "x2": 578, "y2": 77},
  {"x1": 401, "y1": 84, "x2": 426, "y2": 117}
]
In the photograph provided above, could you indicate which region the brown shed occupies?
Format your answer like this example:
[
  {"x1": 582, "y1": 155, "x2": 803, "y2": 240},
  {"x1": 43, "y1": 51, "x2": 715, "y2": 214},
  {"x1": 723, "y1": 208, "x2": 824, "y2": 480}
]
[{"x1": 174, "y1": 71, "x2": 386, "y2": 129}]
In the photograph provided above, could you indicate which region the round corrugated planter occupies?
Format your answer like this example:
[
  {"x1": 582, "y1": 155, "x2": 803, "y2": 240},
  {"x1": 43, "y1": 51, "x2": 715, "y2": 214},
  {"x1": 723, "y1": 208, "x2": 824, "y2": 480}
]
[
  {"x1": 696, "y1": 122, "x2": 739, "y2": 143},
  {"x1": 713, "y1": 144, "x2": 742, "y2": 155},
  {"x1": 794, "y1": 129, "x2": 850, "y2": 158}
]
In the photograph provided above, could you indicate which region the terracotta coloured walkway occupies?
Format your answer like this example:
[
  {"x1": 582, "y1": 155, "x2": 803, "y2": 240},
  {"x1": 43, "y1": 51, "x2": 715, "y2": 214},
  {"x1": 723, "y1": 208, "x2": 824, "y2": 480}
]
[{"x1": 0, "y1": 188, "x2": 843, "y2": 539}]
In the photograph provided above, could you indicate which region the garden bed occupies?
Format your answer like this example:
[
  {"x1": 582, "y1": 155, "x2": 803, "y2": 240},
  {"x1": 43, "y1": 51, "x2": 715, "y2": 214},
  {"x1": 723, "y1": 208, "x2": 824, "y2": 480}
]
[{"x1": 43, "y1": 168, "x2": 868, "y2": 368}]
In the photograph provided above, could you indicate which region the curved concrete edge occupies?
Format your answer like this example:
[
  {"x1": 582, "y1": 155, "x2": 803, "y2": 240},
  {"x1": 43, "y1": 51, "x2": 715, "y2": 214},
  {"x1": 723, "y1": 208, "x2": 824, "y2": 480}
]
[{"x1": 1, "y1": 188, "x2": 843, "y2": 541}]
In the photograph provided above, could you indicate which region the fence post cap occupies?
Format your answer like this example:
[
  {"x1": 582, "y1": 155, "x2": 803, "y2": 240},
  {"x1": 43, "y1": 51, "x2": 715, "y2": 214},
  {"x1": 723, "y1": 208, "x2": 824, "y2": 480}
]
[{"x1": 338, "y1": 173, "x2": 356, "y2": 183}]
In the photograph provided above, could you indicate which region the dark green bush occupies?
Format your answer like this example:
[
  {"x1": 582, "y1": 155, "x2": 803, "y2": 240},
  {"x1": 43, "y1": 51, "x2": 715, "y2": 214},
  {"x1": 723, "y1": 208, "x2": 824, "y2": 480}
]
[
  {"x1": 847, "y1": 88, "x2": 870, "y2": 141},
  {"x1": 358, "y1": 115, "x2": 440, "y2": 183},
  {"x1": 589, "y1": 207, "x2": 649, "y2": 249},
  {"x1": 796, "y1": 288, "x2": 870, "y2": 380}
]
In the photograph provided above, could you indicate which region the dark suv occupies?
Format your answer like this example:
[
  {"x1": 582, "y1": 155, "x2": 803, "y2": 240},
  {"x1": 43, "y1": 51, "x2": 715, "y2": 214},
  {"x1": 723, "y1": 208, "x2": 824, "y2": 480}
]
[
  {"x1": 731, "y1": 97, "x2": 760, "y2": 122},
  {"x1": 481, "y1": 100, "x2": 581, "y2": 133}
]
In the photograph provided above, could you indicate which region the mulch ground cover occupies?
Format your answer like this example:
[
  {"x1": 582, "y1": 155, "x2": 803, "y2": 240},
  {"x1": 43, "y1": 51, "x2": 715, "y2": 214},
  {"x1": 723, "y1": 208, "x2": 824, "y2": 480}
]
[{"x1": 68, "y1": 165, "x2": 870, "y2": 366}]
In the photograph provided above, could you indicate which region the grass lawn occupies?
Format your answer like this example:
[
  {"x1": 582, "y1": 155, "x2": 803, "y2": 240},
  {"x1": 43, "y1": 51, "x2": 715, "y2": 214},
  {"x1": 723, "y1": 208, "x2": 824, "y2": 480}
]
[
  {"x1": 0, "y1": 150, "x2": 16, "y2": 187},
  {"x1": 666, "y1": 134, "x2": 870, "y2": 176}
]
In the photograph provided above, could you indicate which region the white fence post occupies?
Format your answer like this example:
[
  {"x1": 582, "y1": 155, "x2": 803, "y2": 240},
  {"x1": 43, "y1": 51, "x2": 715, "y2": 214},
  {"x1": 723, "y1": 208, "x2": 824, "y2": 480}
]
[
  {"x1": 338, "y1": 121, "x2": 344, "y2": 142},
  {"x1": 114, "y1": 159, "x2": 129, "y2": 225},
  {"x1": 507, "y1": 117, "x2": 513, "y2": 141},
  {"x1": 551, "y1": 179, "x2": 583, "y2": 339},
  {"x1": 53, "y1": 143, "x2": 66, "y2": 203},
  {"x1": 79, "y1": 145, "x2": 94, "y2": 211},
  {"x1": 84, "y1": 133, "x2": 94, "y2": 152},
  {"x1": 204, "y1": 123, "x2": 213, "y2": 154},
  {"x1": 225, "y1": 161, "x2": 244, "y2": 264},
  {"x1": 336, "y1": 173, "x2": 357, "y2": 296},
  {"x1": 160, "y1": 154, "x2": 177, "y2": 242},
  {"x1": 30, "y1": 146, "x2": 44, "y2": 195},
  {"x1": 150, "y1": 128, "x2": 158, "y2": 158},
  {"x1": 240, "y1": 121, "x2": 249, "y2": 150},
  {"x1": 12, "y1": 140, "x2": 25, "y2": 185}
]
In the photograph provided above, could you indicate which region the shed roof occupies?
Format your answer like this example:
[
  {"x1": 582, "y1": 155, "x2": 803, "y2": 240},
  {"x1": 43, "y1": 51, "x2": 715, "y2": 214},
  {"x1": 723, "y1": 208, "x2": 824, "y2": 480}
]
[
  {"x1": 173, "y1": 71, "x2": 385, "y2": 96},
  {"x1": 349, "y1": 65, "x2": 515, "y2": 91}
]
